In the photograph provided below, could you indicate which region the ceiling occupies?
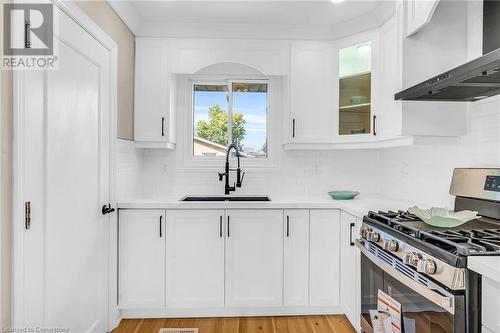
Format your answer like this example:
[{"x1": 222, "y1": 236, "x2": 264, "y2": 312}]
[
  {"x1": 127, "y1": 1, "x2": 392, "y2": 26},
  {"x1": 108, "y1": 0, "x2": 396, "y2": 39}
]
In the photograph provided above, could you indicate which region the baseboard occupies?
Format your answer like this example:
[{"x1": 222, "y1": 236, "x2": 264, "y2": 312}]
[{"x1": 120, "y1": 306, "x2": 343, "y2": 319}]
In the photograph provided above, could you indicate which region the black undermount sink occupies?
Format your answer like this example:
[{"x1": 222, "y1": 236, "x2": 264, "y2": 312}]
[{"x1": 181, "y1": 196, "x2": 271, "y2": 202}]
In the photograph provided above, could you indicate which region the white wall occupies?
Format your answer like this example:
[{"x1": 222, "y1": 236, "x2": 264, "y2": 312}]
[{"x1": 379, "y1": 97, "x2": 500, "y2": 208}]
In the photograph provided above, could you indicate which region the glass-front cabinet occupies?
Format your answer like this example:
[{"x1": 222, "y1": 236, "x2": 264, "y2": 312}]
[{"x1": 338, "y1": 41, "x2": 372, "y2": 136}]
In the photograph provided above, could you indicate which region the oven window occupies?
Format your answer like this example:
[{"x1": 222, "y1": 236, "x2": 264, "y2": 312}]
[{"x1": 361, "y1": 254, "x2": 459, "y2": 333}]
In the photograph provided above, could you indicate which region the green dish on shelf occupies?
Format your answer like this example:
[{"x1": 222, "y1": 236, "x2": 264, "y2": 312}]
[{"x1": 328, "y1": 191, "x2": 360, "y2": 200}]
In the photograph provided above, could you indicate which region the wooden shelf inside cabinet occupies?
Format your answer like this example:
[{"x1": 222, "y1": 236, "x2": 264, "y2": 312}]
[{"x1": 339, "y1": 103, "x2": 371, "y2": 113}]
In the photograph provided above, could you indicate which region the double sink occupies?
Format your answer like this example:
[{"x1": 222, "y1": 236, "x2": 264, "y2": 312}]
[{"x1": 181, "y1": 195, "x2": 271, "y2": 202}]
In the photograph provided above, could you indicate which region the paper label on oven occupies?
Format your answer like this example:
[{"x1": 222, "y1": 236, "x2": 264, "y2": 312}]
[{"x1": 377, "y1": 290, "x2": 402, "y2": 333}]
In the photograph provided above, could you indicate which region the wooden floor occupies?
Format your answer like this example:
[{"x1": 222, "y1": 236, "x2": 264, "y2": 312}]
[{"x1": 113, "y1": 315, "x2": 355, "y2": 333}]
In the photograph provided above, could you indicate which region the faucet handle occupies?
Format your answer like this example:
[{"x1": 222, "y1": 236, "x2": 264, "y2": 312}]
[
  {"x1": 218, "y1": 172, "x2": 225, "y2": 181},
  {"x1": 237, "y1": 171, "x2": 245, "y2": 187}
]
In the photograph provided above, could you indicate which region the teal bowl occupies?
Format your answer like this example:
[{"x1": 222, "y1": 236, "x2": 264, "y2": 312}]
[{"x1": 328, "y1": 191, "x2": 360, "y2": 200}]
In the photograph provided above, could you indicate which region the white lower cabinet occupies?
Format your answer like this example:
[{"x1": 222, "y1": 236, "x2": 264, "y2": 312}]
[
  {"x1": 283, "y1": 210, "x2": 310, "y2": 306},
  {"x1": 309, "y1": 210, "x2": 341, "y2": 306},
  {"x1": 482, "y1": 276, "x2": 500, "y2": 333},
  {"x1": 340, "y1": 211, "x2": 361, "y2": 331},
  {"x1": 166, "y1": 210, "x2": 225, "y2": 308},
  {"x1": 119, "y1": 209, "x2": 166, "y2": 309},
  {"x1": 225, "y1": 210, "x2": 284, "y2": 307},
  {"x1": 119, "y1": 208, "x2": 349, "y2": 315}
]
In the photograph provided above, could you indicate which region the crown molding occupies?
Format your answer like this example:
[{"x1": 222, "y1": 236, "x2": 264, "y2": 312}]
[{"x1": 107, "y1": 0, "x2": 141, "y2": 35}]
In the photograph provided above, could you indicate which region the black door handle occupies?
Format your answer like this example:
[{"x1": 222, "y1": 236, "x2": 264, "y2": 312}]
[{"x1": 102, "y1": 204, "x2": 115, "y2": 215}]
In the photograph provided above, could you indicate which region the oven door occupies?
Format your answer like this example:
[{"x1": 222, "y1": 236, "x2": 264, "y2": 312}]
[{"x1": 356, "y1": 239, "x2": 466, "y2": 333}]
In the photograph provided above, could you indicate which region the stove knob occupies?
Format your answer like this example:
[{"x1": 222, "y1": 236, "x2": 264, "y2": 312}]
[
  {"x1": 359, "y1": 227, "x2": 369, "y2": 238},
  {"x1": 368, "y1": 231, "x2": 381, "y2": 242},
  {"x1": 417, "y1": 259, "x2": 437, "y2": 275},
  {"x1": 404, "y1": 252, "x2": 419, "y2": 266},
  {"x1": 383, "y1": 239, "x2": 399, "y2": 252}
]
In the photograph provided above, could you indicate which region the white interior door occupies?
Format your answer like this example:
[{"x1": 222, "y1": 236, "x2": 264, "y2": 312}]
[{"x1": 17, "y1": 6, "x2": 112, "y2": 332}]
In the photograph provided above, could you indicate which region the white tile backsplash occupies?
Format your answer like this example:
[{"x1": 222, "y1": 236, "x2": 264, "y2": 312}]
[
  {"x1": 115, "y1": 139, "x2": 143, "y2": 200},
  {"x1": 379, "y1": 96, "x2": 500, "y2": 208},
  {"x1": 131, "y1": 148, "x2": 381, "y2": 199},
  {"x1": 115, "y1": 96, "x2": 500, "y2": 206}
]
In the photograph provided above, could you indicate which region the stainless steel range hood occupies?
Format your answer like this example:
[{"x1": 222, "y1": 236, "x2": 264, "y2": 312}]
[{"x1": 395, "y1": 0, "x2": 500, "y2": 102}]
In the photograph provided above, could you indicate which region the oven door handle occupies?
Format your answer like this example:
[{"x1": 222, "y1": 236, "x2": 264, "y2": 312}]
[{"x1": 356, "y1": 239, "x2": 455, "y2": 315}]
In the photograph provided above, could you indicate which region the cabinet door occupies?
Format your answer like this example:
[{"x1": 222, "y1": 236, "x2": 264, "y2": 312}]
[
  {"x1": 284, "y1": 210, "x2": 309, "y2": 307},
  {"x1": 290, "y1": 42, "x2": 335, "y2": 143},
  {"x1": 340, "y1": 211, "x2": 361, "y2": 330},
  {"x1": 119, "y1": 209, "x2": 166, "y2": 308},
  {"x1": 377, "y1": 14, "x2": 403, "y2": 138},
  {"x1": 166, "y1": 210, "x2": 225, "y2": 308},
  {"x1": 225, "y1": 210, "x2": 283, "y2": 307},
  {"x1": 406, "y1": 0, "x2": 440, "y2": 37},
  {"x1": 310, "y1": 210, "x2": 341, "y2": 306},
  {"x1": 134, "y1": 38, "x2": 172, "y2": 143}
]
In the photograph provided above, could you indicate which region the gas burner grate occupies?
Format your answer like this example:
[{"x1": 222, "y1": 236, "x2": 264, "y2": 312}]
[{"x1": 366, "y1": 210, "x2": 500, "y2": 256}]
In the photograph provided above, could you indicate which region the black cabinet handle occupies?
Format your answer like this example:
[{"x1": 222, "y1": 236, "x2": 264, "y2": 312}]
[
  {"x1": 101, "y1": 204, "x2": 115, "y2": 215},
  {"x1": 227, "y1": 216, "x2": 230, "y2": 237},
  {"x1": 219, "y1": 216, "x2": 223, "y2": 238},
  {"x1": 159, "y1": 215, "x2": 163, "y2": 237},
  {"x1": 161, "y1": 117, "x2": 165, "y2": 137},
  {"x1": 286, "y1": 215, "x2": 290, "y2": 237},
  {"x1": 292, "y1": 118, "x2": 296, "y2": 138},
  {"x1": 373, "y1": 115, "x2": 377, "y2": 136},
  {"x1": 349, "y1": 222, "x2": 355, "y2": 246}
]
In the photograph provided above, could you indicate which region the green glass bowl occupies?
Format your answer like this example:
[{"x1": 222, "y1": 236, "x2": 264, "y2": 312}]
[{"x1": 328, "y1": 191, "x2": 360, "y2": 200}]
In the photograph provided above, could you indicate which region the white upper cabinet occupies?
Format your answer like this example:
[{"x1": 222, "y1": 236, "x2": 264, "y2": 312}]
[
  {"x1": 335, "y1": 31, "x2": 379, "y2": 139},
  {"x1": 119, "y1": 209, "x2": 166, "y2": 309},
  {"x1": 405, "y1": 0, "x2": 440, "y2": 37},
  {"x1": 289, "y1": 42, "x2": 336, "y2": 143},
  {"x1": 134, "y1": 38, "x2": 175, "y2": 148},
  {"x1": 283, "y1": 210, "x2": 310, "y2": 307},
  {"x1": 166, "y1": 210, "x2": 225, "y2": 308},
  {"x1": 225, "y1": 210, "x2": 283, "y2": 307},
  {"x1": 286, "y1": 27, "x2": 413, "y2": 150}
]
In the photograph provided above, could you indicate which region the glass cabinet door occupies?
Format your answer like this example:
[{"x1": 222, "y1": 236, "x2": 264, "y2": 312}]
[{"x1": 338, "y1": 42, "x2": 372, "y2": 135}]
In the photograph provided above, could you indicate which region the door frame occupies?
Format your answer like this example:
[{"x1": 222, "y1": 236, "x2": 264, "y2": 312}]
[{"x1": 12, "y1": 0, "x2": 118, "y2": 330}]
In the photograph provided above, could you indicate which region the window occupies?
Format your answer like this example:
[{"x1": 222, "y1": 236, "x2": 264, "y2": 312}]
[{"x1": 193, "y1": 81, "x2": 268, "y2": 158}]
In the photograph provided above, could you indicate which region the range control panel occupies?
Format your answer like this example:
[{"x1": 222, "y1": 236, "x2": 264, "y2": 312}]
[{"x1": 485, "y1": 175, "x2": 500, "y2": 192}]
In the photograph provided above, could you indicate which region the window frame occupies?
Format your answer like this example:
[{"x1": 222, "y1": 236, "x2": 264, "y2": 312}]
[{"x1": 179, "y1": 74, "x2": 280, "y2": 170}]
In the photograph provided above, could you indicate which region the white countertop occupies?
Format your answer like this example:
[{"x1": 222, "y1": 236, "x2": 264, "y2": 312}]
[
  {"x1": 468, "y1": 257, "x2": 500, "y2": 284},
  {"x1": 117, "y1": 194, "x2": 418, "y2": 219}
]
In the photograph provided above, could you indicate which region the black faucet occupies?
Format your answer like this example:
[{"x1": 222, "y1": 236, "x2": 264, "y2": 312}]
[{"x1": 218, "y1": 143, "x2": 245, "y2": 195}]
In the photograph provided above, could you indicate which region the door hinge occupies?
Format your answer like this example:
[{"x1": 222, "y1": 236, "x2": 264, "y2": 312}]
[{"x1": 25, "y1": 201, "x2": 31, "y2": 230}]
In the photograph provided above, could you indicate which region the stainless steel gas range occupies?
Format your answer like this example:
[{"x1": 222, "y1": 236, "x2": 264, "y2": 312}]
[{"x1": 357, "y1": 168, "x2": 500, "y2": 333}]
